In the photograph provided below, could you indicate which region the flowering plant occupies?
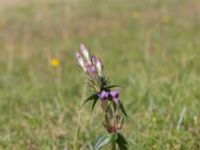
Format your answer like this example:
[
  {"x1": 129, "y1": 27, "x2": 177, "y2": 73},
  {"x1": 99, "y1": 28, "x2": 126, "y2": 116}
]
[{"x1": 76, "y1": 44, "x2": 128, "y2": 150}]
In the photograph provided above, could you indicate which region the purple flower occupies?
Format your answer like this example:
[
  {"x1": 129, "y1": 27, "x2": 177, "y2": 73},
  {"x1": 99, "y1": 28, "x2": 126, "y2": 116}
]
[
  {"x1": 80, "y1": 43, "x2": 90, "y2": 62},
  {"x1": 98, "y1": 90, "x2": 109, "y2": 101},
  {"x1": 85, "y1": 63, "x2": 92, "y2": 72},
  {"x1": 85, "y1": 63, "x2": 96, "y2": 74},
  {"x1": 96, "y1": 57, "x2": 103, "y2": 76},
  {"x1": 76, "y1": 52, "x2": 86, "y2": 71},
  {"x1": 91, "y1": 55, "x2": 97, "y2": 64},
  {"x1": 91, "y1": 65, "x2": 96, "y2": 72},
  {"x1": 110, "y1": 90, "x2": 119, "y2": 103}
]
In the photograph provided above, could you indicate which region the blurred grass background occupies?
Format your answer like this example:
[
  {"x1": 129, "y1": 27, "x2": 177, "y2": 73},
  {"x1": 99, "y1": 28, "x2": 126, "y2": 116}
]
[{"x1": 0, "y1": 0, "x2": 200, "y2": 149}]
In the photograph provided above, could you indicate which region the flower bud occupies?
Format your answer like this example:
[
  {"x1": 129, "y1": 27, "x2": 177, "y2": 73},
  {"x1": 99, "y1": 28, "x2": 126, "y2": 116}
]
[
  {"x1": 110, "y1": 90, "x2": 119, "y2": 103},
  {"x1": 76, "y1": 52, "x2": 86, "y2": 71},
  {"x1": 91, "y1": 55, "x2": 97, "y2": 65},
  {"x1": 84, "y1": 63, "x2": 96, "y2": 74},
  {"x1": 96, "y1": 57, "x2": 103, "y2": 76},
  {"x1": 91, "y1": 65, "x2": 96, "y2": 73},
  {"x1": 107, "y1": 126, "x2": 117, "y2": 133},
  {"x1": 98, "y1": 90, "x2": 109, "y2": 101},
  {"x1": 80, "y1": 43, "x2": 90, "y2": 62}
]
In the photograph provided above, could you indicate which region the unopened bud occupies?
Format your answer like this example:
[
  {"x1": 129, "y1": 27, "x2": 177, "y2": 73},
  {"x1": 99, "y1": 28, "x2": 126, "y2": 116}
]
[
  {"x1": 76, "y1": 52, "x2": 86, "y2": 71},
  {"x1": 80, "y1": 43, "x2": 90, "y2": 62},
  {"x1": 110, "y1": 90, "x2": 119, "y2": 103},
  {"x1": 91, "y1": 55, "x2": 97, "y2": 65},
  {"x1": 96, "y1": 57, "x2": 103, "y2": 76}
]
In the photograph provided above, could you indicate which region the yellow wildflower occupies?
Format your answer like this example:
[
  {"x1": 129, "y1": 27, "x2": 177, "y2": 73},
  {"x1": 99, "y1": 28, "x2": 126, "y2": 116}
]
[{"x1": 51, "y1": 58, "x2": 60, "y2": 68}]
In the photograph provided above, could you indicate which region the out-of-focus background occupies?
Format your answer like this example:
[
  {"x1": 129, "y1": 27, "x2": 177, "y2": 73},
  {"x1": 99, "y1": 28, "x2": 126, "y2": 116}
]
[{"x1": 0, "y1": 0, "x2": 200, "y2": 149}]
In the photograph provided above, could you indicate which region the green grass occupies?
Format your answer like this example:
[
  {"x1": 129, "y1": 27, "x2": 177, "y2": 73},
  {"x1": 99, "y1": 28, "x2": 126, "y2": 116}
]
[{"x1": 0, "y1": 0, "x2": 200, "y2": 149}]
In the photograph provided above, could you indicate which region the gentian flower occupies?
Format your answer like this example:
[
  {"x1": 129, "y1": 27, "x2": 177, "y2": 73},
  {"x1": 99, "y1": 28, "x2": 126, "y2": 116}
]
[
  {"x1": 85, "y1": 62, "x2": 90, "y2": 71},
  {"x1": 91, "y1": 65, "x2": 96, "y2": 73},
  {"x1": 98, "y1": 90, "x2": 109, "y2": 101},
  {"x1": 76, "y1": 43, "x2": 128, "y2": 149},
  {"x1": 91, "y1": 55, "x2": 97, "y2": 65},
  {"x1": 80, "y1": 43, "x2": 90, "y2": 63},
  {"x1": 84, "y1": 63, "x2": 96, "y2": 74},
  {"x1": 96, "y1": 57, "x2": 102, "y2": 76},
  {"x1": 76, "y1": 52, "x2": 86, "y2": 71},
  {"x1": 110, "y1": 90, "x2": 119, "y2": 103}
]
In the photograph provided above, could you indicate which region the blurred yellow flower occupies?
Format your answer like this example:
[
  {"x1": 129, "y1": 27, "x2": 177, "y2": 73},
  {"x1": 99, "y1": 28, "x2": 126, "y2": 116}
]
[
  {"x1": 162, "y1": 15, "x2": 171, "y2": 24},
  {"x1": 132, "y1": 11, "x2": 141, "y2": 19},
  {"x1": 51, "y1": 58, "x2": 60, "y2": 68}
]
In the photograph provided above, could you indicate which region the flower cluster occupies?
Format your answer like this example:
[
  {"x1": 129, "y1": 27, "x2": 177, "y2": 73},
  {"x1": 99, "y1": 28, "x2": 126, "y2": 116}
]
[
  {"x1": 76, "y1": 44, "x2": 104, "y2": 92},
  {"x1": 76, "y1": 43, "x2": 127, "y2": 135},
  {"x1": 76, "y1": 44, "x2": 102, "y2": 74},
  {"x1": 98, "y1": 90, "x2": 119, "y2": 103}
]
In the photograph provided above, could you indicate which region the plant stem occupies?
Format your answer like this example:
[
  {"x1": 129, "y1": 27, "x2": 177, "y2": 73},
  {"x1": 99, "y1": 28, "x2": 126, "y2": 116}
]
[
  {"x1": 112, "y1": 142, "x2": 116, "y2": 150},
  {"x1": 73, "y1": 78, "x2": 87, "y2": 150}
]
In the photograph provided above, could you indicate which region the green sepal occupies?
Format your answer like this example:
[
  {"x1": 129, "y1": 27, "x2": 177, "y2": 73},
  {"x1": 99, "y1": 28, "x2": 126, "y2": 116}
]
[
  {"x1": 93, "y1": 133, "x2": 118, "y2": 150},
  {"x1": 119, "y1": 101, "x2": 128, "y2": 117},
  {"x1": 116, "y1": 133, "x2": 128, "y2": 150}
]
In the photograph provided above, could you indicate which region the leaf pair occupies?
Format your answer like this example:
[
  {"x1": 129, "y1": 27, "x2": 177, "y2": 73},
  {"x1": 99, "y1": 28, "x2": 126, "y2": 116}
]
[
  {"x1": 80, "y1": 93, "x2": 128, "y2": 117},
  {"x1": 116, "y1": 133, "x2": 128, "y2": 150},
  {"x1": 103, "y1": 85, "x2": 120, "y2": 91},
  {"x1": 80, "y1": 93, "x2": 99, "y2": 112},
  {"x1": 103, "y1": 85, "x2": 128, "y2": 117},
  {"x1": 93, "y1": 133, "x2": 128, "y2": 150}
]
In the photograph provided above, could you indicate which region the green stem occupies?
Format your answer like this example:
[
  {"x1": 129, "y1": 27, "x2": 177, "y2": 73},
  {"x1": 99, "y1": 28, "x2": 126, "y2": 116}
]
[
  {"x1": 73, "y1": 78, "x2": 87, "y2": 150},
  {"x1": 112, "y1": 142, "x2": 116, "y2": 150}
]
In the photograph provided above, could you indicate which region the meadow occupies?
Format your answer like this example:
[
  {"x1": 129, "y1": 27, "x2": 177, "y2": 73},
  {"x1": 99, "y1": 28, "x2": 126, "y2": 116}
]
[{"x1": 0, "y1": 0, "x2": 200, "y2": 149}]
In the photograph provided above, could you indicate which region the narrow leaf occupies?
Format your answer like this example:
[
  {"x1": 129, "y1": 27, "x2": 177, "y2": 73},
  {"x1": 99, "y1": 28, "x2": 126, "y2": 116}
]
[
  {"x1": 80, "y1": 93, "x2": 98, "y2": 109},
  {"x1": 116, "y1": 133, "x2": 128, "y2": 150},
  {"x1": 91, "y1": 96, "x2": 99, "y2": 112},
  {"x1": 94, "y1": 135, "x2": 109, "y2": 150},
  {"x1": 103, "y1": 85, "x2": 120, "y2": 90},
  {"x1": 93, "y1": 134, "x2": 118, "y2": 150},
  {"x1": 119, "y1": 101, "x2": 128, "y2": 117}
]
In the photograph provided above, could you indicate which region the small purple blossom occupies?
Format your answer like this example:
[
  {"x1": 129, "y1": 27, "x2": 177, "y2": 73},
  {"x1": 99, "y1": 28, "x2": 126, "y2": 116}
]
[
  {"x1": 91, "y1": 65, "x2": 96, "y2": 72},
  {"x1": 96, "y1": 57, "x2": 102, "y2": 76},
  {"x1": 110, "y1": 90, "x2": 119, "y2": 103},
  {"x1": 76, "y1": 51, "x2": 81, "y2": 60},
  {"x1": 85, "y1": 63, "x2": 96, "y2": 74},
  {"x1": 85, "y1": 63, "x2": 92, "y2": 73},
  {"x1": 98, "y1": 90, "x2": 109, "y2": 101},
  {"x1": 80, "y1": 43, "x2": 90, "y2": 62},
  {"x1": 76, "y1": 52, "x2": 86, "y2": 71},
  {"x1": 91, "y1": 55, "x2": 97, "y2": 64}
]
